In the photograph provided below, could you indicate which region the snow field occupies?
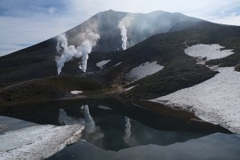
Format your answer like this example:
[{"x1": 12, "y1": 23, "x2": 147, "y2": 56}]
[
  {"x1": 185, "y1": 44, "x2": 234, "y2": 62},
  {"x1": 150, "y1": 67, "x2": 240, "y2": 133},
  {"x1": 96, "y1": 59, "x2": 111, "y2": 70},
  {"x1": 126, "y1": 61, "x2": 164, "y2": 83}
]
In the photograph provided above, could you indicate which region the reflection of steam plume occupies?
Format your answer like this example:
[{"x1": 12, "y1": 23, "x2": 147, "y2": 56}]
[
  {"x1": 123, "y1": 116, "x2": 131, "y2": 143},
  {"x1": 118, "y1": 16, "x2": 132, "y2": 50},
  {"x1": 82, "y1": 105, "x2": 104, "y2": 142},
  {"x1": 82, "y1": 105, "x2": 96, "y2": 133},
  {"x1": 58, "y1": 109, "x2": 83, "y2": 125},
  {"x1": 55, "y1": 29, "x2": 100, "y2": 74},
  {"x1": 58, "y1": 107, "x2": 104, "y2": 142},
  {"x1": 0, "y1": 124, "x2": 7, "y2": 132}
]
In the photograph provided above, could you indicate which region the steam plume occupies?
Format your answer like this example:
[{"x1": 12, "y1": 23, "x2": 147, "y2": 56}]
[
  {"x1": 118, "y1": 16, "x2": 132, "y2": 50},
  {"x1": 55, "y1": 27, "x2": 100, "y2": 75}
]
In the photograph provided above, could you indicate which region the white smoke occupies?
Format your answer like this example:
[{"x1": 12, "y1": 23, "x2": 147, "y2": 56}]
[
  {"x1": 55, "y1": 27, "x2": 100, "y2": 75},
  {"x1": 78, "y1": 41, "x2": 91, "y2": 72},
  {"x1": 118, "y1": 16, "x2": 132, "y2": 50},
  {"x1": 123, "y1": 116, "x2": 132, "y2": 143}
]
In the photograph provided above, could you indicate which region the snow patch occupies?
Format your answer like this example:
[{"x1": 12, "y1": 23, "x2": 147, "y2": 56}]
[
  {"x1": 206, "y1": 65, "x2": 220, "y2": 71},
  {"x1": 125, "y1": 85, "x2": 137, "y2": 91},
  {"x1": 126, "y1": 61, "x2": 164, "y2": 83},
  {"x1": 98, "y1": 105, "x2": 112, "y2": 110},
  {"x1": 113, "y1": 62, "x2": 122, "y2": 67},
  {"x1": 0, "y1": 125, "x2": 84, "y2": 160},
  {"x1": 71, "y1": 90, "x2": 83, "y2": 95},
  {"x1": 150, "y1": 67, "x2": 240, "y2": 134},
  {"x1": 185, "y1": 44, "x2": 234, "y2": 63},
  {"x1": 96, "y1": 59, "x2": 111, "y2": 70}
]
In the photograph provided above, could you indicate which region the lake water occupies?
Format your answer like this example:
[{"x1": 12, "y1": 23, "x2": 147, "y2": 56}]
[{"x1": 1, "y1": 99, "x2": 240, "y2": 159}]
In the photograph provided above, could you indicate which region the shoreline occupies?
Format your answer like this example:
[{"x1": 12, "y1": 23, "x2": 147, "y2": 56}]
[{"x1": 0, "y1": 96, "x2": 231, "y2": 134}]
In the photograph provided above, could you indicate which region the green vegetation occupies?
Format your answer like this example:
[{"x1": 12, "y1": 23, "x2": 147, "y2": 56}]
[{"x1": 0, "y1": 76, "x2": 104, "y2": 105}]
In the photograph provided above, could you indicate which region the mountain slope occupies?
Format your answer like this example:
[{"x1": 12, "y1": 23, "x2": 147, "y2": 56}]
[
  {"x1": 1, "y1": 21, "x2": 239, "y2": 104},
  {"x1": 0, "y1": 10, "x2": 203, "y2": 87},
  {"x1": 1, "y1": 10, "x2": 240, "y2": 102},
  {"x1": 96, "y1": 22, "x2": 240, "y2": 99},
  {"x1": 67, "y1": 10, "x2": 202, "y2": 52}
]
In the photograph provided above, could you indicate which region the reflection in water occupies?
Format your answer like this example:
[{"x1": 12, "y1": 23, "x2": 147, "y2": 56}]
[
  {"x1": 83, "y1": 105, "x2": 97, "y2": 133},
  {"x1": 48, "y1": 133, "x2": 240, "y2": 160},
  {"x1": 0, "y1": 124, "x2": 8, "y2": 132},
  {"x1": 123, "y1": 117, "x2": 131, "y2": 144},
  {"x1": 0, "y1": 116, "x2": 36, "y2": 134},
  {"x1": 57, "y1": 105, "x2": 211, "y2": 151},
  {"x1": 82, "y1": 105, "x2": 104, "y2": 143},
  {"x1": 58, "y1": 109, "x2": 83, "y2": 125},
  {"x1": 58, "y1": 105, "x2": 104, "y2": 144},
  {"x1": 3, "y1": 99, "x2": 239, "y2": 160},
  {"x1": 58, "y1": 105, "x2": 209, "y2": 151}
]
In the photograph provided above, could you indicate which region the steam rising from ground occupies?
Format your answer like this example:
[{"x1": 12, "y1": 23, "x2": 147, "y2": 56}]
[
  {"x1": 55, "y1": 27, "x2": 100, "y2": 74},
  {"x1": 118, "y1": 16, "x2": 132, "y2": 50}
]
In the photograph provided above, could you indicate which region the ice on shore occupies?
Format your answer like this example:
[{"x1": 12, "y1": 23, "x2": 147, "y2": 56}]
[{"x1": 0, "y1": 124, "x2": 84, "y2": 160}]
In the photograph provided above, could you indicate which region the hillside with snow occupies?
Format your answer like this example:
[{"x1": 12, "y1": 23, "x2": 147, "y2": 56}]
[{"x1": 150, "y1": 44, "x2": 240, "y2": 133}]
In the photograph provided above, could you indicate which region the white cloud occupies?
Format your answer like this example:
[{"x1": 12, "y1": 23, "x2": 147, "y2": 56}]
[
  {"x1": 0, "y1": 0, "x2": 240, "y2": 56},
  {"x1": 48, "y1": 7, "x2": 56, "y2": 14},
  {"x1": 0, "y1": 15, "x2": 79, "y2": 56},
  {"x1": 211, "y1": 14, "x2": 240, "y2": 26},
  {"x1": 68, "y1": 0, "x2": 240, "y2": 19}
]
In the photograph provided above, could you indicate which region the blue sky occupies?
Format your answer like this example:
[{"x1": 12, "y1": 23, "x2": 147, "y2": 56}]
[{"x1": 0, "y1": 0, "x2": 240, "y2": 56}]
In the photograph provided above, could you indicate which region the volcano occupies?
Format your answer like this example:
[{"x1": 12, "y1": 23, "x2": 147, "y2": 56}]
[
  {"x1": 0, "y1": 10, "x2": 203, "y2": 86},
  {"x1": 1, "y1": 10, "x2": 240, "y2": 134}
]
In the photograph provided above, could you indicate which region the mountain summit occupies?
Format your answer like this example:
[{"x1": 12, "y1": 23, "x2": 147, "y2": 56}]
[{"x1": 66, "y1": 9, "x2": 202, "y2": 52}]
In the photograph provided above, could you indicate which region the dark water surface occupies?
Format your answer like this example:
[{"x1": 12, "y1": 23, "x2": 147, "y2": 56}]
[{"x1": 1, "y1": 99, "x2": 240, "y2": 159}]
